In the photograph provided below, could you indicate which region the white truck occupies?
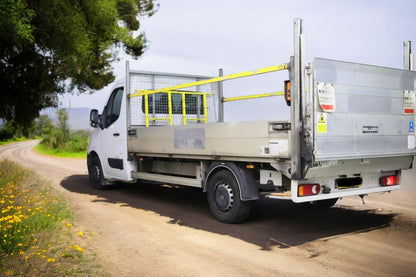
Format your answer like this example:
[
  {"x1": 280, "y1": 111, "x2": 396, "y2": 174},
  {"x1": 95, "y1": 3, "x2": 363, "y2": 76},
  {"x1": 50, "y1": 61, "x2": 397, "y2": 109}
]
[{"x1": 87, "y1": 19, "x2": 416, "y2": 223}]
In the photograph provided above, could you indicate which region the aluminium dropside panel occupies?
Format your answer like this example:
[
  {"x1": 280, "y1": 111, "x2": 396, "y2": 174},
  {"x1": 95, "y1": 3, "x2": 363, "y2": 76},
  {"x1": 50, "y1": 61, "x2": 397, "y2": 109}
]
[
  {"x1": 127, "y1": 120, "x2": 290, "y2": 163},
  {"x1": 312, "y1": 58, "x2": 416, "y2": 161}
]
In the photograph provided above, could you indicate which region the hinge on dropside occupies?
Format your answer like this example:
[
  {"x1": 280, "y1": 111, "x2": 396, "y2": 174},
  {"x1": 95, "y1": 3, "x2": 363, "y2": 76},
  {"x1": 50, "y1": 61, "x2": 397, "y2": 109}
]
[
  {"x1": 128, "y1": 129, "x2": 137, "y2": 136},
  {"x1": 269, "y1": 122, "x2": 291, "y2": 132}
]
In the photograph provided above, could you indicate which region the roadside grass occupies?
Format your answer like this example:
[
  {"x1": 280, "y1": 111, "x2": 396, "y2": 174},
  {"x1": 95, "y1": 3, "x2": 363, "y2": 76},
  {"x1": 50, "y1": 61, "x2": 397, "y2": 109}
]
[
  {"x1": 34, "y1": 143, "x2": 87, "y2": 159},
  {"x1": 0, "y1": 137, "x2": 30, "y2": 146},
  {"x1": 0, "y1": 160, "x2": 107, "y2": 276}
]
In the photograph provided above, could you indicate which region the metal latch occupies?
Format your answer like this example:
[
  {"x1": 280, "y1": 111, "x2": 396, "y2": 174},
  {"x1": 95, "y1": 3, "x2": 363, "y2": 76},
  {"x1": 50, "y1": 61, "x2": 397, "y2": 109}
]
[{"x1": 269, "y1": 122, "x2": 291, "y2": 132}]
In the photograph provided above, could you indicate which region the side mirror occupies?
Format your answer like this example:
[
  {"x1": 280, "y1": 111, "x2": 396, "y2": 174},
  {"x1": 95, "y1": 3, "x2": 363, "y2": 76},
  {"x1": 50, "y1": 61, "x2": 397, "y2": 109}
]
[{"x1": 89, "y1": 109, "x2": 99, "y2": 128}]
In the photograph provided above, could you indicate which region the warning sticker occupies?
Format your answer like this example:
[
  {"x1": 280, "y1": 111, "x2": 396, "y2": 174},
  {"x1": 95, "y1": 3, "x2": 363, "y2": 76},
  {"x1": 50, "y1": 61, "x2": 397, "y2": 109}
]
[
  {"x1": 317, "y1": 113, "x2": 327, "y2": 133},
  {"x1": 403, "y1": 90, "x2": 415, "y2": 114},
  {"x1": 317, "y1": 82, "x2": 336, "y2": 112}
]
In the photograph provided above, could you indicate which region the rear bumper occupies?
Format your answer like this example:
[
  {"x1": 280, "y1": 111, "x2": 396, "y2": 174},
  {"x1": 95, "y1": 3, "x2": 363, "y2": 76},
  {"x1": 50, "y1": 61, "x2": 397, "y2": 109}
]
[{"x1": 289, "y1": 180, "x2": 400, "y2": 203}]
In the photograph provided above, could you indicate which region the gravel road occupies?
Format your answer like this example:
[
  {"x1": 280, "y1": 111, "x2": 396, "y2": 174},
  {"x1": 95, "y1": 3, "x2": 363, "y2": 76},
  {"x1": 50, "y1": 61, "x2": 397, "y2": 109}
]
[{"x1": 1, "y1": 140, "x2": 416, "y2": 276}]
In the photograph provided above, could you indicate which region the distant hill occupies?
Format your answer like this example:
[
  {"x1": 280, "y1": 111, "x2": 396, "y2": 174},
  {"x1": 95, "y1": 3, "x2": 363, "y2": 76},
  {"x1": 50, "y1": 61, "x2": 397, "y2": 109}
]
[{"x1": 40, "y1": 107, "x2": 91, "y2": 130}]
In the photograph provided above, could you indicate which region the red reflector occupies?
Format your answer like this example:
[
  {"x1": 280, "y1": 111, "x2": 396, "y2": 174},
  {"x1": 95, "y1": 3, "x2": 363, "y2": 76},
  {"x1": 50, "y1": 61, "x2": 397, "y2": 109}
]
[
  {"x1": 379, "y1": 175, "x2": 399, "y2": 186},
  {"x1": 298, "y1": 184, "x2": 321, "y2": 197}
]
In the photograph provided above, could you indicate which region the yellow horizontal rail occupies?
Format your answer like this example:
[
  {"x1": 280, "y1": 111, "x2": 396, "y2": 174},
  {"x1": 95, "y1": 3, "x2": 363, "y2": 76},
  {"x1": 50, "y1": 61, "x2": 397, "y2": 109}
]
[
  {"x1": 133, "y1": 90, "x2": 214, "y2": 97},
  {"x1": 148, "y1": 117, "x2": 171, "y2": 121},
  {"x1": 223, "y1": 91, "x2": 284, "y2": 102},
  {"x1": 130, "y1": 63, "x2": 289, "y2": 98}
]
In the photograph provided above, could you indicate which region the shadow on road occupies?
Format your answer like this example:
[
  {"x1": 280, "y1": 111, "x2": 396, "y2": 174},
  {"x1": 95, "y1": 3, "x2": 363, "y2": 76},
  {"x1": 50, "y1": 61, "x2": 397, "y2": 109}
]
[{"x1": 61, "y1": 174, "x2": 395, "y2": 250}]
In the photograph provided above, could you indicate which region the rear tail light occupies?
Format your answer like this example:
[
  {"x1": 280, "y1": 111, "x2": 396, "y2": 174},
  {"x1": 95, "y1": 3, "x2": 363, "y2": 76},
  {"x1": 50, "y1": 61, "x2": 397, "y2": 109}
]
[
  {"x1": 298, "y1": 184, "x2": 321, "y2": 197},
  {"x1": 379, "y1": 175, "x2": 399, "y2": 186},
  {"x1": 284, "y1": 80, "x2": 291, "y2": 106}
]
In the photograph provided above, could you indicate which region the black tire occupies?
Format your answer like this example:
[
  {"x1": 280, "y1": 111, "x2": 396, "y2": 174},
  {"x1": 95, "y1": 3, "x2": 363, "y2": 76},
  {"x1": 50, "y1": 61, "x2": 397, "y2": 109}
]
[
  {"x1": 207, "y1": 170, "x2": 252, "y2": 223},
  {"x1": 309, "y1": 198, "x2": 338, "y2": 208},
  {"x1": 87, "y1": 155, "x2": 108, "y2": 189}
]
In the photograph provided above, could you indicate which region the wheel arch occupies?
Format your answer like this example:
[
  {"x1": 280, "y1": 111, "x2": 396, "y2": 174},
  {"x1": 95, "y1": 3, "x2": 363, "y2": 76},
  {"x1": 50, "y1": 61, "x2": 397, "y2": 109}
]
[
  {"x1": 204, "y1": 161, "x2": 259, "y2": 201},
  {"x1": 87, "y1": 151, "x2": 108, "y2": 180},
  {"x1": 87, "y1": 151, "x2": 99, "y2": 167}
]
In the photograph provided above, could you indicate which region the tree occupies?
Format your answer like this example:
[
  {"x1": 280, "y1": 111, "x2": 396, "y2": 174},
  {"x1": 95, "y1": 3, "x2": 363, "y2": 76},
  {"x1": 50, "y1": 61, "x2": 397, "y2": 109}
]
[
  {"x1": 0, "y1": 0, "x2": 158, "y2": 133},
  {"x1": 56, "y1": 108, "x2": 70, "y2": 142},
  {"x1": 33, "y1": 115, "x2": 54, "y2": 137}
]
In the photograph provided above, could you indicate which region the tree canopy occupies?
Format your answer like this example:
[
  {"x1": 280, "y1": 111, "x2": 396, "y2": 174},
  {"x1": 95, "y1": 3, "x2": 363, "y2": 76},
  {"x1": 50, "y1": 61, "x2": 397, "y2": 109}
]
[{"x1": 0, "y1": 0, "x2": 158, "y2": 133}]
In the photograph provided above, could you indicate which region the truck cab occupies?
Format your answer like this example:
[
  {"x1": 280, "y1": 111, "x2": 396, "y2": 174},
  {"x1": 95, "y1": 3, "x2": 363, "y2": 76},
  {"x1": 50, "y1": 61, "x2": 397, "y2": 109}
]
[{"x1": 87, "y1": 79, "x2": 135, "y2": 187}]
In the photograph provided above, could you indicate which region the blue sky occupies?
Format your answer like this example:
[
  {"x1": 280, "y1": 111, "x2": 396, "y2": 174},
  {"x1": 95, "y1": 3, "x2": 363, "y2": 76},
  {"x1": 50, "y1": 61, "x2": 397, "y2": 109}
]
[{"x1": 63, "y1": 0, "x2": 416, "y2": 119}]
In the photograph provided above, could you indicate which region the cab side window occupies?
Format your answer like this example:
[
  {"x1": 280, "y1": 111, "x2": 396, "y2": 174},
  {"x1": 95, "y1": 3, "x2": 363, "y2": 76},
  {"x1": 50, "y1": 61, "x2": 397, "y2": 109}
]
[{"x1": 104, "y1": 87, "x2": 123, "y2": 128}]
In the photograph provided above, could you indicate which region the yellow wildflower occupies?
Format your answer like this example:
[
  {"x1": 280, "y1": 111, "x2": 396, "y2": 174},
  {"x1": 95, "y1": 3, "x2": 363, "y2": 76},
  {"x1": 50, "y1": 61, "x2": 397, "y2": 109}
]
[{"x1": 72, "y1": 245, "x2": 84, "y2": 253}]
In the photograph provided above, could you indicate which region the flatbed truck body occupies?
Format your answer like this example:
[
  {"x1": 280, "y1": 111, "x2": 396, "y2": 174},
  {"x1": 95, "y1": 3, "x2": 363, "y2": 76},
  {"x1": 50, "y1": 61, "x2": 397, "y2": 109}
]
[{"x1": 87, "y1": 19, "x2": 416, "y2": 223}]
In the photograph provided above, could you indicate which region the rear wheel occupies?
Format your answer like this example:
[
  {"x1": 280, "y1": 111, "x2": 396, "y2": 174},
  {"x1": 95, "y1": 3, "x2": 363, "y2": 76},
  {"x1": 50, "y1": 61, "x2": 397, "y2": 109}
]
[
  {"x1": 207, "y1": 170, "x2": 252, "y2": 223},
  {"x1": 87, "y1": 155, "x2": 107, "y2": 189}
]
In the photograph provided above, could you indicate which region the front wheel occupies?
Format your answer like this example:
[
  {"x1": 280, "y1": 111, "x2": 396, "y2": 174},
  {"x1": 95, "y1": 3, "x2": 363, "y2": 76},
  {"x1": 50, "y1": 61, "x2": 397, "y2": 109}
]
[
  {"x1": 87, "y1": 155, "x2": 108, "y2": 189},
  {"x1": 207, "y1": 170, "x2": 252, "y2": 223}
]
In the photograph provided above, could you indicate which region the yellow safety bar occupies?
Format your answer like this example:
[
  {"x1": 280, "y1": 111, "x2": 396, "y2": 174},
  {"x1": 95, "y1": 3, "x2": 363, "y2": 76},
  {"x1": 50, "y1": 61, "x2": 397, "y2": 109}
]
[
  {"x1": 223, "y1": 91, "x2": 284, "y2": 102},
  {"x1": 134, "y1": 90, "x2": 214, "y2": 127},
  {"x1": 130, "y1": 63, "x2": 289, "y2": 98}
]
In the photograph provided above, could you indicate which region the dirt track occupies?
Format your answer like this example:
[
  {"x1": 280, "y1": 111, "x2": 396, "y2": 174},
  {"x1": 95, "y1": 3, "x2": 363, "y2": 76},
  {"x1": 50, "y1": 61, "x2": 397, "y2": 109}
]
[{"x1": 1, "y1": 140, "x2": 416, "y2": 276}]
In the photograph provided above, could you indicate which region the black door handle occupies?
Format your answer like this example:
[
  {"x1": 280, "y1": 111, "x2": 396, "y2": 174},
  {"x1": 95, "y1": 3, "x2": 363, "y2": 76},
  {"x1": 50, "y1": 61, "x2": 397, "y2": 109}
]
[{"x1": 113, "y1": 133, "x2": 120, "y2": 137}]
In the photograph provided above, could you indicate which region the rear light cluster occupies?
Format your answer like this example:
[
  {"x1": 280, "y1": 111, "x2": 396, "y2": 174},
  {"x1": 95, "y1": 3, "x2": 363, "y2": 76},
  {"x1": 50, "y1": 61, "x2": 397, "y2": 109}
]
[
  {"x1": 298, "y1": 184, "x2": 321, "y2": 197},
  {"x1": 298, "y1": 174, "x2": 399, "y2": 197},
  {"x1": 379, "y1": 175, "x2": 399, "y2": 186}
]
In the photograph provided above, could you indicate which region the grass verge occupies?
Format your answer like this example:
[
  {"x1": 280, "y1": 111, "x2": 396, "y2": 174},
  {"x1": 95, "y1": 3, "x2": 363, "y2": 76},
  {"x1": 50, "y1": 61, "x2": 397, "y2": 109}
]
[
  {"x1": 0, "y1": 160, "x2": 106, "y2": 276},
  {"x1": 34, "y1": 143, "x2": 87, "y2": 159},
  {"x1": 0, "y1": 137, "x2": 29, "y2": 146}
]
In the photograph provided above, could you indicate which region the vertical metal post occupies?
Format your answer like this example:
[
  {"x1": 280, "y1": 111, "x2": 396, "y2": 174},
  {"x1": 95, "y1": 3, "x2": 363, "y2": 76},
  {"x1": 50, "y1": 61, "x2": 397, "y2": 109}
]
[
  {"x1": 125, "y1": 61, "x2": 131, "y2": 128},
  {"x1": 196, "y1": 79, "x2": 202, "y2": 120},
  {"x1": 404, "y1": 41, "x2": 413, "y2": 71},
  {"x1": 404, "y1": 41, "x2": 411, "y2": 70},
  {"x1": 218, "y1": 68, "x2": 224, "y2": 122},
  {"x1": 182, "y1": 93, "x2": 187, "y2": 125},
  {"x1": 151, "y1": 74, "x2": 156, "y2": 123},
  {"x1": 168, "y1": 92, "x2": 173, "y2": 125},
  {"x1": 203, "y1": 94, "x2": 208, "y2": 123},
  {"x1": 290, "y1": 18, "x2": 304, "y2": 180},
  {"x1": 144, "y1": 94, "x2": 149, "y2": 127}
]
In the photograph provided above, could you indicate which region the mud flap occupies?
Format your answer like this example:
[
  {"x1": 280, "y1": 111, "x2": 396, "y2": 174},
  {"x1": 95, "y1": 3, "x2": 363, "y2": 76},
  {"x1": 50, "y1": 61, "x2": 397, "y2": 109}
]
[{"x1": 205, "y1": 161, "x2": 259, "y2": 201}]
